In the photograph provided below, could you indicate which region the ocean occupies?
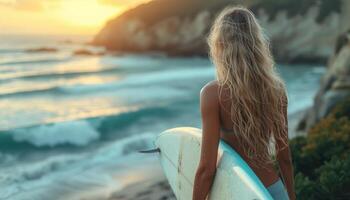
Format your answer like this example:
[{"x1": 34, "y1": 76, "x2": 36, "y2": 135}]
[{"x1": 0, "y1": 35, "x2": 325, "y2": 200}]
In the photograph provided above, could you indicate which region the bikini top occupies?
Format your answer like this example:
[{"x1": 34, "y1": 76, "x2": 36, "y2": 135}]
[{"x1": 220, "y1": 126, "x2": 239, "y2": 136}]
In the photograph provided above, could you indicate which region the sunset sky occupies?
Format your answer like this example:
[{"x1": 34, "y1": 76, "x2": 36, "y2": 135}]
[{"x1": 0, "y1": 0, "x2": 152, "y2": 35}]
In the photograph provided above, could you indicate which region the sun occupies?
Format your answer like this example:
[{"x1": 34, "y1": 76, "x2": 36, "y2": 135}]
[
  {"x1": 0, "y1": 0, "x2": 152, "y2": 35},
  {"x1": 54, "y1": 0, "x2": 121, "y2": 28}
]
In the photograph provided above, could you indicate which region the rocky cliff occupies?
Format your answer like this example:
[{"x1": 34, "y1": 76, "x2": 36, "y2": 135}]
[
  {"x1": 93, "y1": 0, "x2": 349, "y2": 63},
  {"x1": 297, "y1": 30, "x2": 350, "y2": 131}
]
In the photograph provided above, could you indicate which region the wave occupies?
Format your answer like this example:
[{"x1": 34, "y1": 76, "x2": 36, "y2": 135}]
[
  {"x1": 0, "y1": 63, "x2": 125, "y2": 83},
  {"x1": 0, "y1": 48, "x2": 25, "y2": 53},
  {"x1": 0, "y1": 86, "x2": 62, "y2": 98},
  {"x1": 0, "y1": 104, "x2": 176, "y2": 151},
  {"x1": 12, "y1": 121, "x2": 100, "y2": 147},
  {"x1": 48, "y1": 67, "x2": 213, "y2": 94},
  {"x1": 0, "y1": 133, "x2": 155, "y2": 200},
  {"x1": 18, "y1": 67, "x2": 121, "y2": 80},
  {"x1": 0, "y1": 57, "x2": 68, "y2": 66},
  {"x1": 9, "y1": 132, "x2": 154, "y2": 182},
  {"x1": 0, "y1": 54, "x2": 162, "y2": 81},
  {"x1": 0, "y1": 66, "x2": 213, "y2": 99},
  {"x1": 0, "y1": 121, "x2": 99, "y2": 152},
  {"x1": 0, "y1": 71, "x2": 123, "y2": 98}
]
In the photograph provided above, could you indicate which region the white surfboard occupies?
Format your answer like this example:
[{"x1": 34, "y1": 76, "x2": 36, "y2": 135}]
[{"x1": 155, "y1": 127, "x2": 273, "y2": 200}]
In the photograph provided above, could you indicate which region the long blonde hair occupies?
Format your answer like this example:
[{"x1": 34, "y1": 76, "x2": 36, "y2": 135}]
[{"x1": 207, "y1": 6, "x2": 288, "y2": 167}]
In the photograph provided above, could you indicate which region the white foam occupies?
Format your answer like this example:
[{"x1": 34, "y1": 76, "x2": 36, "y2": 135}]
[{"x1": 12, "y1": 120, "x2": 99, "y2": 147}]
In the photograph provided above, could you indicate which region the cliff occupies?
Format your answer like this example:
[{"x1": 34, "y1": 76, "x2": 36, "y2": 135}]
[
  {"x1": 297, "y1": 29, "x2": 350, "y2": 131},
  {"x1": 93, "y1": 0, "x2": 349, "y2": 63}
]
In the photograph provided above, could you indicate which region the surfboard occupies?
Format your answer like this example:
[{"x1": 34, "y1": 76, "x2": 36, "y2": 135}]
[{"x1": 155, "y1": 127, "x2": 273, "y2": 200}]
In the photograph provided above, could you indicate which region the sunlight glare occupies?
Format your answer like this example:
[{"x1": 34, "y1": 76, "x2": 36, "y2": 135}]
[{"x1": 55, "y1": 0, "x2": 120, "y2": 28}]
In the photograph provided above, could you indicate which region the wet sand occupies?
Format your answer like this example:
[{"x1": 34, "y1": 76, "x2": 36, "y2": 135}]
[{"x1": 108, "y1": 172, "x2": 175, "y2": 200}]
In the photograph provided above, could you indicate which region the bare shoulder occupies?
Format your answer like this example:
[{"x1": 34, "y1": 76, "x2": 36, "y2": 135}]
[{"x1": 200, "y1": 80, "x2": 219, "y2": 105}]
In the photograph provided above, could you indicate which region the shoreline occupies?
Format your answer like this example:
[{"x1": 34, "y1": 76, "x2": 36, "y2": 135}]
[{"x1": 108, "y1": 172, "x2": 175, "y2": 200}]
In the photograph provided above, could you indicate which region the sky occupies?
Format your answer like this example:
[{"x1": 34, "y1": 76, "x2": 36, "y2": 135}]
[{"x1": 0, "y1": 0, "x2": 152, "y2": 35}]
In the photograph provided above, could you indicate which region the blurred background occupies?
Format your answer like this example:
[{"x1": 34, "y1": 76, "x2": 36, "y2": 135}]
[{"x1": 0, "y1": 0, "x2": 349, "y2": 199}]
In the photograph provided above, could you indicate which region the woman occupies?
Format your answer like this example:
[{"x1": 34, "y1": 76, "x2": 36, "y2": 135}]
[{"x1": 192, "y1": 6, "x2": 296, "y2": 200}]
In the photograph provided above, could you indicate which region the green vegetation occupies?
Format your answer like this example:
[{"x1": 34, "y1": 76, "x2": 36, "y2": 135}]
[
  {"x1": 290, "y1": 96, "x2": 350, "y2": 199},
  {"x1": 251, "y1": 0, "x2": 342, "y2": 22}
]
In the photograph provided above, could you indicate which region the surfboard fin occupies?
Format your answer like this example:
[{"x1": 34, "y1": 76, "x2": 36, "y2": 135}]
[{"x1": 138, "y1": 148, "x2": 160, "y2": 153}]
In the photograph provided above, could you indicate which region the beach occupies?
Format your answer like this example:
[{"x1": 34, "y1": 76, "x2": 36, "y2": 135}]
[
  {"x1": 65, "y1": 155, "x2": 175, "y2": 200},
  {"x1": 108, "y1": 170, "x2": 175, "y2": 200}
]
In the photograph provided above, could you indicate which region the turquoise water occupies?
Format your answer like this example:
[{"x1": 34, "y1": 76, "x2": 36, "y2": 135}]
[{"x1": 0, "y1": 35, "x2": 325, "y2": 199}]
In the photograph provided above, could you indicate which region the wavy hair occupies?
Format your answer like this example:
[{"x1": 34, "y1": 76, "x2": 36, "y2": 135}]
[{"x1": 207, "y1": 6, "x2": 288, "y2": 167}]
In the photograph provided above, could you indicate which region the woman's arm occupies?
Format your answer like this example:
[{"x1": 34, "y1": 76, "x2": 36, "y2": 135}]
[
  {"x1": 192, "y1": 83, "x2": 221, "y2": 200},
  {"x1": 277, "y1": 146, "x2": 296, "y2": 200},
  {"x1": 276, "y1": 95, "x2": 296, "y2": 200}
]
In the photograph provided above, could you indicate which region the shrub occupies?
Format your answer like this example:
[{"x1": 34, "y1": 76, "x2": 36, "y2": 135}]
[
  {"x1": 314, "y1": 154, "x2": 350, "y2": 199},
  {"x1": 294, "y1": 172, "x2": 317, "y2": 200},
  {"x1": 290, "y1": 96, "x2": 350, "y2": 199},
  {"x1": 290, "y1": 136, "x2": 308, "y2": 174}
]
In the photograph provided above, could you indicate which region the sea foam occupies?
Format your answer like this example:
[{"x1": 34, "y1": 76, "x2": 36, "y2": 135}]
[{"x1": 12, "y1": 120, "x2": 99, "y2": 147}]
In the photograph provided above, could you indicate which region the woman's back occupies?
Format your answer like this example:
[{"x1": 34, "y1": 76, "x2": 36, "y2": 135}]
[{"x1": 210, "y1": 80, "x2": 280, "y2": 187}]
